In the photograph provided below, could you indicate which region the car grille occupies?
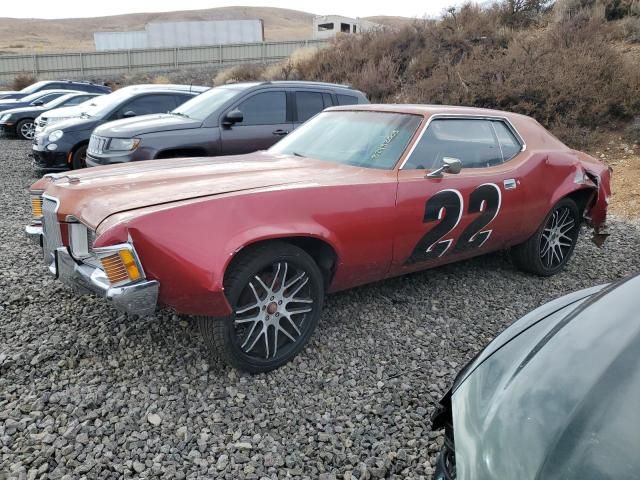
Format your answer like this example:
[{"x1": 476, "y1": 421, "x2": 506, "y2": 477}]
[
  {"x1": 88, "y1": 135, "x2": 108, "y2": 155},
  {"x1": 41, "y1": 196, "x2": 62, "y2": 268}
]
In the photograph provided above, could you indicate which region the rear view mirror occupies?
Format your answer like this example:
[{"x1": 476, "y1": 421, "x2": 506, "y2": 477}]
[
  {"x1": 427, "y1": 157, "x2": 463, "y2": 178},
  {"x1": 223, "y1": 109, "x2": 243, "y2": 127},
  {"x1": 123, "y1": 110, "x2": 137, "y2": 118}
]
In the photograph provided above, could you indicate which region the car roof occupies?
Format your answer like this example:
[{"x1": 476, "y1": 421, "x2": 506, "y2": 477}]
[
  {"x1": 222, "y1": 80, "x2": 362, "y2": 93},
  {"x1": 117, "y1": 84, "x2": 209, "y2": 94},
  {"x1": 325, "y1": 103, "x2": 533, "y2": 120}
]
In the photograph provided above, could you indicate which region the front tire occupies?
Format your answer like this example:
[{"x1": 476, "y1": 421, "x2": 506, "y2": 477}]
[
  {"x1": 198, "y1": 242, "x2": 324, "y2": 373},
  {"x1": 16, "y1": 119, "x2": 35, "y2": 140},
  {"x1": 512, "y1": 198, "x2": 581, "y2": 276},
  {"x1": 71, "y1": 145, "x2": 88, "y2": 169}
]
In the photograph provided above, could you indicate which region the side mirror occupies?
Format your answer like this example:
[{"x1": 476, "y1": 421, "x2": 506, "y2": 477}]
[
  {"x1": 223, "y1": 109, "x2": 243, "y2": 127},
  {"x1": 123, "y1": 110, "x2": 137, "y2": 118},
  {"x1": 427, "y1": 157, "x2": 463, "y2": 178},
  {"x1": 33, "y1": 100, "x2": 45, "y2": 106}
]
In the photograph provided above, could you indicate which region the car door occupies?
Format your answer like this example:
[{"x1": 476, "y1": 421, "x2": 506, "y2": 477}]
[
  {"x1": 219, "y1": 90, "x2": 292, "y2": 155},
  {"x1": 391, "y1": 117, "x2": 529, "y2": 274},
  {"x1": 292, "y1": 90, "x2": 333, "y2": 129}
]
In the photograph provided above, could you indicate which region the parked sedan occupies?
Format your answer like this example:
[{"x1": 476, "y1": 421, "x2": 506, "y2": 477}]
[
  {"x1": 32, "y1": 85, "x2": 207, "y2": 170},
  {"x1": 432, "y1": 273, "x2": 640, "y2": 480},
  {"x1": 0, "y1": 89, "x2": 71, "y2": 114},
  {"x1": 0, "y1": 92, "x2": 102, "y2": 140},
  {"x1": 85, "y1": 81, "x2": 368, "y2": 166},
  {"x1": 0, "y1": 80, "x2": 111, "y2": 101},
  {"x1": 26, "y1": 105, "x2": 610, "y2": 372}
]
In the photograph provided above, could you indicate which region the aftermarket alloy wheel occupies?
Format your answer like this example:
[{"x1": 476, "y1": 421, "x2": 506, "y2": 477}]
[
  {"x1": 16, "y1": 119, "x2": 35, "y2": 140},
  {"x1": 198, "y1": 242, "x2": 324, "y2": 373},
  {"x1": 512, "y1": 198, "x2": 581, "y2": 276}
]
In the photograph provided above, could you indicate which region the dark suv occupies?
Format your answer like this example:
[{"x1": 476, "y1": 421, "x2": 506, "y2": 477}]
[
  {"x1": 32, "y1": 84, "x2": 208, "y2": 170},
  {"x1": 85, "y1": 81, "x2": 368, "y2": 167},
  {"x1": 0, "y1": 80, "x2": 110, "y2": 101}
]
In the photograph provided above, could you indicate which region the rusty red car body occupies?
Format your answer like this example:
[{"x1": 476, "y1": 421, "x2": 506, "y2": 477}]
[{"x1": 26, "y1": 104, "x2": 611, "y2": 370}]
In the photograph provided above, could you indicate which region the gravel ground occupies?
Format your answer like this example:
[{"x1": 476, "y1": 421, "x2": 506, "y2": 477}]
[{"x1": 1, "y1": 137, "x2": 640, "y2": 480}]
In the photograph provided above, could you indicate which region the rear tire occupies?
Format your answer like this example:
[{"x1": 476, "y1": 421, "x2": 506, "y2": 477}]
[
  {"x1": 71, "y1": 145, "x2": 88, "y2": 169},
  {"x1": 198, "y1": 242, "x2": 324, "y2": 373},
  {"x1": 16, "y1": 119, "x2": 35, "y2": 140},
  {"x1": 511, "y1": 198, "x2": 581, "y2": 276}
]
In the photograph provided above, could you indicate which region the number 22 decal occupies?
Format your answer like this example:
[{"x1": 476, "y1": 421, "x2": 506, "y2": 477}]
[{"x1": 406, "y1": 183, "x2": 502, "y2": 265}]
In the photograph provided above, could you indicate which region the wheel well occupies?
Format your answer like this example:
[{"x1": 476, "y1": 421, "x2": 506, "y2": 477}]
[
  {"x1": 565, "y1": 188, "x2": 597, "y2": 221},
  {"x1": 227, "y1": 237, "x2": 338, "y2": 287},
  {"x1": 69, "y1": 140, "x2": 89, "y2": 164},
  {"x1": 155, "y1": 148, "x2": 208, "y2": 159}
]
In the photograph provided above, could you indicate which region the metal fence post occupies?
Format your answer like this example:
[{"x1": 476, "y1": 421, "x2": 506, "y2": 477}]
[
  {"x1": 79, "y1": 52, "x2": 84, "y2": 76},
  {"x1": 128, "y1": 50, "x2": 132, "y2": 72},
  {"x1": 32, "y1": 54, "x2": 38, "y2": 77},
  {"x1": 219, "y1": 44, "x2": 223, "y2": 65},
  {"x1": 175, "y1": 48, "x2": 179, "y2": 68}
]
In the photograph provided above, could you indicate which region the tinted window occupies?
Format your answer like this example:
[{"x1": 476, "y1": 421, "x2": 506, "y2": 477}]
[
  {"x1": 115, "y1": 94, "x2": 176, "y2": 119},
  {"x1": 63, "y1": 95, "x2": 92, "y2": 106},
  {"x1": 173, "y1": 93, "x2": 193, "y2": 108},
  {"x1": 31, "y1": 92, "x2": 64, "y2": 104},
  {"x1": 237, "y1": 91, "x2": 286, "y2": 126},
  {"x1": 404, "y1": 119, "x2": 502, "y2": 170},
  {"x1": 173, "y1": 85, "x2": 243, "y2": 121},
  {"x1": 296, "y1": 91, "x2": 325, "y2": 123},
  {"x1": 492, "y1": 120, "x2": 522, "y2": 161},
  {"x1": 322, "y1": 93, "x2": 334, "y2": 108},
  {"x1": 337, "y1": 94, "x2": 358, "y2": 106}
]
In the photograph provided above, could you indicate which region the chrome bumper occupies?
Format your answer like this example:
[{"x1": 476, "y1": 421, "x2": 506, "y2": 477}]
[
  {"x1": 55, "y1": 247, "x2": 159, "y2": 317},
  {"x1": 25, "y1": 224, "x2": 42, "y2": 245}
]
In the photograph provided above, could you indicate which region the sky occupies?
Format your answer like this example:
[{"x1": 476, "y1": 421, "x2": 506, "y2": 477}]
[{"x1": 0, "y1": 0, "x2": 467, "y2": 19}]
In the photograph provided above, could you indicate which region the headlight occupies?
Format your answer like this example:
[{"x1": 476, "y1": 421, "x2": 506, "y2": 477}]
[
  {"x1": 69, "y1": 222, "x2": 91, "y2": 258},
  {"x1": 48, "y1": 130, "x2": 63, "y2": 142},
  {"x1": 107, "y1": 138, "x2": 141, "y2": 152}
]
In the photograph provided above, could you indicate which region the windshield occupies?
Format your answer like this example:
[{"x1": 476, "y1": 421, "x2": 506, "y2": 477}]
[
  {"x1": 78, "y1": 89, "x2": 134, "y2": 117},
  {"x1": 269, "y1": 111, "x2": 423, "y2": 169},
  {"x1": 20, "y1": 91, "x2": 58, "y2": 103},
  {"x1": 172, "y1": 85, "x2": 245, "y2": 121},
  {"x1": 44, "y1": 93, "x2": 79, "y2": 108},
  {"x1": 20, "y1": 81, "x2": 49, "y2": 94}
]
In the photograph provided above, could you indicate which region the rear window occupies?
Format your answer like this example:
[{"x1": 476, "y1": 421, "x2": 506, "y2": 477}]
[
  {"x1": 296, "y1": 91, "x2": 325, "y2": 123},
  {"x1": 337, "y1": 94, "x2": 358, "y2": 105}
]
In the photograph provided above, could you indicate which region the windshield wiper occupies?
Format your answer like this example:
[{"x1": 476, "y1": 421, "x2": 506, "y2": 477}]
[
  {"x1": 291, "y1": 152, "x2": 307, "y2": 158},
  {"x1": 80, "y1": 112, "x2": 91, "y2": 119},
  {"x1": 171, "y1": 111, "x2": 190, "y2": 119}
]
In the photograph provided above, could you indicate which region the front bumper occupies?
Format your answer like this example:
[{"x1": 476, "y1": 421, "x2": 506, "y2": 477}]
[
  {"x1": 26, "y1": 223, "x2": 43, "y2": 245},
  {"x1": 55, "y1": 247, "x2": 159, "y2": 317},
  {"x1": 31, "y1": 147, "x2": 69, "y2": 170},
  {"x1": 0, "y1": 123, "x2": 16, "y2": 135}
]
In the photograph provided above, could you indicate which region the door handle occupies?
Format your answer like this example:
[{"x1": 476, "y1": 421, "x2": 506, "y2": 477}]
[{"x1": 272, "y1": 129, "x2": 289, "y2": 136}]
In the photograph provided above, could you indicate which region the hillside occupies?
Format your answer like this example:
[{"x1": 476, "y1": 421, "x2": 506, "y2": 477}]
[{"x1": 0, "y1": 7, "x2": 413, "y2": 54}]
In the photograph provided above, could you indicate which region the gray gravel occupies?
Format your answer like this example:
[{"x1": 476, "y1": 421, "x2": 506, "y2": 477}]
[{"x1": 1, "y1": 137, "x2": 639, "y2": 479}]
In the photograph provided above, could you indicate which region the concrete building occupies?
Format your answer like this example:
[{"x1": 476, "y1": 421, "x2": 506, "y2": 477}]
[
  {"x1": 95, "y1": 20, "x2": 264, "y2": 51},
  {"x1": 312, "y1": 15, "x2": 379, "y2": 39}
]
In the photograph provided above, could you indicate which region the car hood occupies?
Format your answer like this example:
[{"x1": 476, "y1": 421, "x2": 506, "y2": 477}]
[
  {"x1": 50, "y1": 117, "x2": 98, "y2": 133},
  {"x1": 40, "y1": 105, "x2": 85, "y2": 120},
  {"x1": 450, "y1": 275, "x2": 640, "y2": 480},
  {"x1": 38, "y1": 152, "x2": 369, "y2": 230},
  {"x1": 93, "y1": 113, "x2": 202, "y2": 137}
]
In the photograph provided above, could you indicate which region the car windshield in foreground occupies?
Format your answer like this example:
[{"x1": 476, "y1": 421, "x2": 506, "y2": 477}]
[
  {"x1": 269, "y1": 111, "x2": 423, "y2": 169},
  {"x1": 172, "y1": 85, "x2": 247, "y2": 121},
  {"x1": 21, "y1": 91, "x2": 56, "y2": 103},
  {"x1": 44, "y1": 93, "x2": 79, "y2": 108}
]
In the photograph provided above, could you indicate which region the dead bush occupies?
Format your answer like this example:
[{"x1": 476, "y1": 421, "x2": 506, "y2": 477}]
[
  {"x1": 213, "y1": 63, "x2": 265, "y2": 86},
  {"x1": 12, "y1": 73, "x2": 36, "y2": 91}
]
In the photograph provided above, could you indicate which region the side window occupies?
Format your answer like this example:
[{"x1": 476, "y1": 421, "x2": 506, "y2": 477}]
[
  {"x1": 33, "y1": 93, "x2": 63, "y2": 104},
  {"x1": 492, "y1": 121, "x2": 522, "y2": 161},
  {"x1": 63, "y1": 95, "x2": 89, "y2": 106},
  {"x1": 336, "y1": 94, "x2": 358, "y2": 106},
  {"x1": 403, "y1": 119, "x2": 502, "y2": 170},
  {"x1": 117, "y1": 94, "x2": 176, "y2": 118},
  {"x1": 295, "y1": 91, "x2": 325, "y2": 123},
  {"x1": 322, "y1": 93, "x2": 334, "y2": 108},
  {"x1": 236, "y1": 91, "x2": 286, "y2": 126}
]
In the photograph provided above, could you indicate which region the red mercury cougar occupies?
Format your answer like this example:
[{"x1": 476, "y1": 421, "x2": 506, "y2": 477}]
[{"x1": 26, "y1": 105, "x2": 611, "y2": 372}]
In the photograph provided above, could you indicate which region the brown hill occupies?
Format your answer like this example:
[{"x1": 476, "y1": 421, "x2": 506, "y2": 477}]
[{"x1": 0, "y1": 7, "x2": 413, "y2": 54}]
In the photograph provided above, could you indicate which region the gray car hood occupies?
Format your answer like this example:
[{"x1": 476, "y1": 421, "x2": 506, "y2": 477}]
[
  {"x1": 451, "y1": 275, "x2": 640, "y2": 480},
  {"x1": 93, "y1": 113, "x2": 202, "y2": 137}
]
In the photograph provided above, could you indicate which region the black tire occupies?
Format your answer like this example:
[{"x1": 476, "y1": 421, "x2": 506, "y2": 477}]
[
  {"x1": 16, "y1": 119, "x2": 35, "y2": 140},
  {"x1": 71, "y1": 145, "x2": 88, "y2": 169},
  {"x1": 511, "y1": 198, "x2": 581, "y2": 276},
  {"x1": 198, "y1": 242, "x2": 324, "y2": 373}
]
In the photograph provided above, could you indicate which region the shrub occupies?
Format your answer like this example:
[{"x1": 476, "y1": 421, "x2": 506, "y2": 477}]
[
  {"x1": 12, "y1": 73, "x2": 36, "y2": 91},
  {"x1": 213, "y1": 63, "x2": 264, "y2": 85}
]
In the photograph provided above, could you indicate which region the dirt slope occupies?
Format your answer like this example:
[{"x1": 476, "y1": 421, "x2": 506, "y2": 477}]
[{"x1": 0, "y1": 7, "x2": 412, "y2": 54}]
